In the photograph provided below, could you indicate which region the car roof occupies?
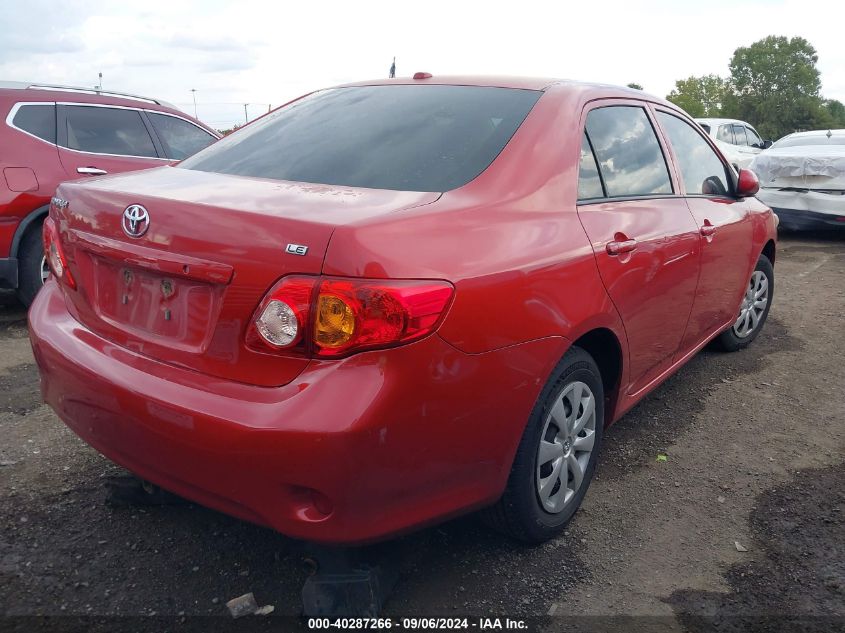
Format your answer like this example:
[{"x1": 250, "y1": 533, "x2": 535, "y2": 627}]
[
  {"x1": 695, "y1": 117, "x2": 754, "y2": 127},
  {"x1": 0, "y1": 80, "x2": 177, "y2": 110},
  {"x1": 779, "y1": 129, "x2": 845, "y2": 138},
  {"x1": 334, "y1": 75, "x2": 680, "y2": 108}
]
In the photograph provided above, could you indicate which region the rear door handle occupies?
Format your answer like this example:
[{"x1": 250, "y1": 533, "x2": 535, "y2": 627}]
[
  {"x1": 700, "y1": 222, "x2": 717, "y2": 237},
  {"x1": 77, "y1": 167, "x2": 108, "y2": 176},
  {"x1": 606, "y1": 238, "x2": 638, "y2": 255}
]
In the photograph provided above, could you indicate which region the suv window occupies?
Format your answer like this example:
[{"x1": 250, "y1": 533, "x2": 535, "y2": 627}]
[
  {"x1": 745, "y1": 126, "x2": 762, "y2": 147},
  {"x1": 180, "y1": 85, "x2": 542, "y2": 192},
  {"x1": 717, "y1": 125, "x2": 734, "y2": 144},
  {"x1": 584, "y1": 106, "x2": 672, "y2": 197},
  {"x1": 64, "y1": 106, "x2": 157, "y2": 157},
  {"x1": 732, "y1": 124, "x2": 748, "y2": 146},
  {"x1": 578, "y1": 133, "x2": 604, "y2": 199},
  {"x1": 657, "y1": 112, "x2": 731, "y2": 196},
  {"x1": 12, "y1": 104, "x2": 56, "y2": 143},
  {"x1": 148, "y1": 112, "x2": 216, "y2": 160}
]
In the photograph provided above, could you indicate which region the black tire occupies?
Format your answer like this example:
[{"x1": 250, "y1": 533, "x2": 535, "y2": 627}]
[
  {"x1": 714, "y1": 254, "x2": 774, "y2": 352},
  {"x1": 15, "y1": 220, "x2": 46, "y2": 308},
  {"x1": 482, "y1": 346, "x2": 604, "y2": 543}
]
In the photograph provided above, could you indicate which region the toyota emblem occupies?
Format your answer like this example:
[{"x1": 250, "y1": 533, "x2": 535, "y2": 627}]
[{"x1": 122, "y1": 204, "x2": 150, "y2": 238}]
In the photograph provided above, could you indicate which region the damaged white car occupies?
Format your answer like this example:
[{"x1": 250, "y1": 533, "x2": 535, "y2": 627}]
[{"x1": 750, "y1": 129, "x2": 845, "y2": 231}]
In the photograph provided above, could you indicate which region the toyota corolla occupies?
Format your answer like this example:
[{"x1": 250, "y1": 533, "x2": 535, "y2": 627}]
[{"x1": 29, "y1": 76, "x2": 776, "y2": 544}]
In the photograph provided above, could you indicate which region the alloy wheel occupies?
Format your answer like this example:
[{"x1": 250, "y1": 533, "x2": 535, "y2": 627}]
[{"x1": 40, "y1": 256, "x2": 50, "y2": 285}]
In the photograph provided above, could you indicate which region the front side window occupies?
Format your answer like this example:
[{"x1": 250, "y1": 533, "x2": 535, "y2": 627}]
[
  {"x1": 12, "y1": 104, "x2": 56, "y2": 143},
  {"x1": 716, "y1": 125, "x2": 734, "y2": 144},
  {"x1": 180, "y1": 85, "x2": 542, "y2": 192},
  {"x1": 657, "y1": 112, "x2": 731, "y2": 196},
  {"x1": 732, "y1": 124, "x2": 748, "y2": 146},
  {"x1": 745, "y1": 126, "x2": 763, "y2": 147},
  {"x1": 584, "y1": 106, "x2": 672, "y2": 197},
  {"x1": 578, "y1": 133, "x2": 604, "y2": 199},
  {"x1": 148, "y1": 112, "x2": 216, "y2": 160},
  {"x1": 64, "y1": 106, "x2": 157, "y2": 157}
]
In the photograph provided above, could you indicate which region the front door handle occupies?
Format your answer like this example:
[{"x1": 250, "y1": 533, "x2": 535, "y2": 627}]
[
  {"x1": 700, "y1": 221, "x2": 717, "y2": 237},
  {"x1": 606, "y1": 238, "x2": 638, "y2": 255},
  {"x1": 77, "y1": 166, "x2": 108, "y2": 176}
]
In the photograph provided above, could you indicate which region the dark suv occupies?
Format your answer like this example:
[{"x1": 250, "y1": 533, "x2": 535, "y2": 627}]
[{"x1": 1, "y1": 82, "x2": 219, "y2": 305}]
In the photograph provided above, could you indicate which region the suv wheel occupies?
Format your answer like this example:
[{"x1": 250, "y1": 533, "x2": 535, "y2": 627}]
[{"x1": 16, "y1": 220, "x2": 46, "y2": 307}]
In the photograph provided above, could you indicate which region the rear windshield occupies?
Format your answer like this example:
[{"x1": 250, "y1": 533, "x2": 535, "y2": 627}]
[
  {"x1": 772, "y1": 135, "x2": 845, "y2": 148},
  {"x1": 179, "y1": 85, "x2": 542, "y2": 192}
]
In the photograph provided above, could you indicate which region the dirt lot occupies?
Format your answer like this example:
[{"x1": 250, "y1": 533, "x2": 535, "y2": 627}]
[{"x1": 1, "y1": 233, "x2": 843, "y2": 631}]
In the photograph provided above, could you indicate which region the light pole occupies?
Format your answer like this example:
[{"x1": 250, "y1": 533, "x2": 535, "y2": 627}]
[
  {"x1": 243, "y1": 103, "x2": 249, "y2": 124},
  {"x1": 190, "y1": 89, "x2": 198, "y2": 118}
]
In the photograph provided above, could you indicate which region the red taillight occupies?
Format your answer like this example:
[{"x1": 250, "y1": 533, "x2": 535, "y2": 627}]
[
  {"x1": 247, "y1": 276, "x2": 454, "y2": 358},
  {"x1": 313, "y1": 279, "x2": 454, "y2": 357},
  {"x1": 42, "y1": 217, "x2": 76, "y2": 290}
]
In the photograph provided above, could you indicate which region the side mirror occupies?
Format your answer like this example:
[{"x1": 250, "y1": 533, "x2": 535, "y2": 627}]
[
  {"x1": 762, "y1": 140, "x2": 773, "y2": 149},
  {"x1": 736, "y1": 168, "x2": 759, "y2": 197}
]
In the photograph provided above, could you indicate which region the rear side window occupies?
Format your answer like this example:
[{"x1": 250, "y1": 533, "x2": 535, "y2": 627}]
[
  {"x1": 717, "y1": 125, "x2": 734, "y2": 144},
  {"x1": 584, "y1": 106, "x2": 672, "y2": 197},
  {"x1": 12, "y1": 104, "x2": 56, "y2": 143},
  {"x1": 179, "y1": 85, "x2": 542, "y2": 192},
  {"x1": 64, "y1": 106, "x2": 157, "y2": 157},
  {"x1": 732, "y1": 124, "x2": 748, "y2": 146},
  {"x1": 657, "y1": 112, "x2": 731, "y2": 196},
  {"x1": 148, "y1": 112, "x2": 216, "y2": 160},
  {"x1": 578, "y1": 133, "x2": 604, "y2": 199}
]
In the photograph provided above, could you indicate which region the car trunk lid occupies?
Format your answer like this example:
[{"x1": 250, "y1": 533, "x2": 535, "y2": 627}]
[{"x1": 53, "y1": 166, "x2": 439, "y2": 386}]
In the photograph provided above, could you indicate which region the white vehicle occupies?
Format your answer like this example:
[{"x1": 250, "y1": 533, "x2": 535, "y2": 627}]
[
  {"x1": 750, "y1": 129, "x2": 845, "y2": 231},
  {"x1": 695, "y1": 118, "x2": 772, "y2": 169}
]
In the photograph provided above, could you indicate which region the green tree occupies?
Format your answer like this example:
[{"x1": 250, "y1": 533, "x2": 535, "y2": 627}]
[
  {"x1": 626, "y1": 82, "x2": 643, "y2": 90},
  {"x1": 823, "y1": 99, "x2": 845, "y2": 128},
  {"x1": 726, "y1": 36, "x2": 824, "y2": 138},
  {"x1": 666, "y1": 75, "x2": 727, "y2": 117}
]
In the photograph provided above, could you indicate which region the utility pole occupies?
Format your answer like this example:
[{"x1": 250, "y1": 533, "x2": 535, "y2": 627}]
[
  {"x1": 243, "y1": 103, "x2": 249, "y2": 124},
  {"x1": 190, "y1": 89, "x2": 198, "y2": 118},
  {"x1": 95, "y1": 72, "x2": 103, "y2": 91}
]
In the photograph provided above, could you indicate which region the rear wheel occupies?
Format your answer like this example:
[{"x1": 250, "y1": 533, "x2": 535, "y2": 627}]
[
  {"x1": 483, "y1": 346, "x2": 604, "y2": 543},
  {"x1": 15, "y1": 220, "x2": 47, "y2": 307},
  {"x1": 714, "y1": 254, "x2": 773, "y2": 352}
]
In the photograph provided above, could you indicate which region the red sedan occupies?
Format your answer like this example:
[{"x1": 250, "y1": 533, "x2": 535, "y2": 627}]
[{"x1": 29, "y1": 76, "x2": 776, "y2": 545}]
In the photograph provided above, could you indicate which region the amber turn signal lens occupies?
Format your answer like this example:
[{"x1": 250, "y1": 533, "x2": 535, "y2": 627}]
[{"x1": 315, "y1": 295, "x2": 356, "y2": 347}]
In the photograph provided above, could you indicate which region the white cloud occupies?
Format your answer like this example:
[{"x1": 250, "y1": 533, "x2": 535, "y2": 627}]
[{"x1": 0, "y1": 0, "x2": 842, "y2": 130}]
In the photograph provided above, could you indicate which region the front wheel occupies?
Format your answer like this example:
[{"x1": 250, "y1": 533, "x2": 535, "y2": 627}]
[
  {"x1": 714, "y1": 254, "x2": 774, "y2": 352},
  {"x1": 482, "y1": 346, "x2": 604, "y2": 543}
]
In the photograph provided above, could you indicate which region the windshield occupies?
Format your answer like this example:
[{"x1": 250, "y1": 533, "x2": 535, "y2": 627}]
[
  {"x1": 180, "y1": 85, "x2": 542, "y2": 192},
  {"x1": 771, "y1": 134, "x2": 845, "y2": 149}
]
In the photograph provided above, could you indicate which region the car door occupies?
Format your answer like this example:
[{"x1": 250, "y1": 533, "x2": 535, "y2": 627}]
[
  {"x1": 731, "y1": 123, "x2": 761, "y2": 162},
  {"x1": 576, "y1": 103, "x2": 701, "y2": 396},
  {"x1": 654, "y1": 110, "x2": 755, "y2": 356},
  {"x1": 56, "y1": 104, "x2": 169, "y2": 179}
]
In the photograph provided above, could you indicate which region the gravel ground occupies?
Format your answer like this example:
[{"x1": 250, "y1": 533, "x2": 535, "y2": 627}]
[{"x1": 0, "y1": 232, "x2": 843, "y2": 631}]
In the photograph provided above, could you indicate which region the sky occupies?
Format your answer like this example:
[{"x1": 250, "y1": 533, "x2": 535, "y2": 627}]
[{"x1": 1, "y1": 0, "x2": 843, "y2": 131}]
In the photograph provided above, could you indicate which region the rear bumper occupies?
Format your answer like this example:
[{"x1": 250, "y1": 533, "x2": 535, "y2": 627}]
[
  {"x1": 771, "y1": 207, "x2": 845, "y2": 231},
  {"x1": 0, "y1": 257, "x2": 18, "y2": 289},
  {"x1": 756, "y1": 188, "x2": 845, "y2": 231},
  {"x1": 29, "y1": 280, "x2": 564, "y2": 544}
]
